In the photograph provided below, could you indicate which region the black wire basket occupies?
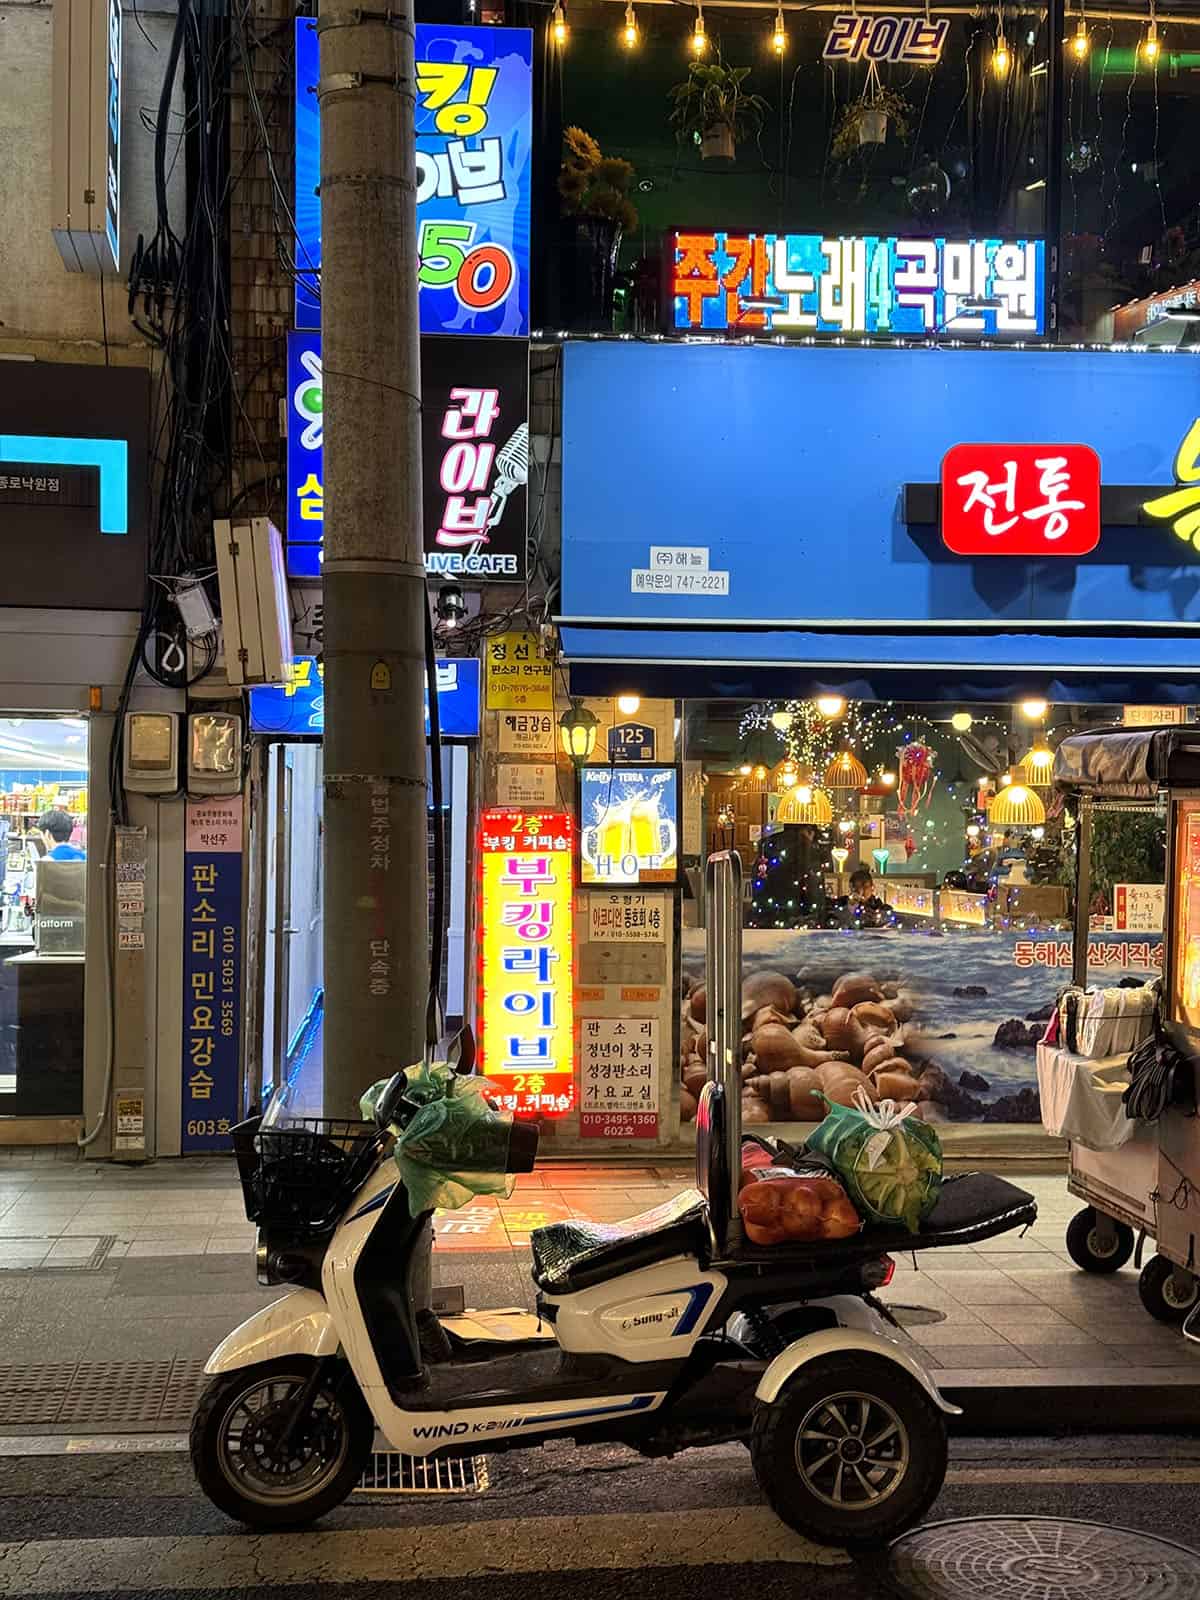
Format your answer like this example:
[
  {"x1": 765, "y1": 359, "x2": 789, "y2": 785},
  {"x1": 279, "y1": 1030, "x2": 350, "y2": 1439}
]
[{"x1": 232, "y1": 1117, "x2": 381, "y2": 1233}]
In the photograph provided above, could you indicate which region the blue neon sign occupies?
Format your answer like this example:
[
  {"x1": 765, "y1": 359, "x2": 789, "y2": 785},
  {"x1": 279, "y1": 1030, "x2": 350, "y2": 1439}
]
[
  {"x1": 294, "y1": 20, "x2": 532, "y2": 335},
  {"x1": 248, "y1": 656, "x2": 481, "y2": 738},
  {"x1": 0, "y1": 434, "x2": 128, "y2": 533}
]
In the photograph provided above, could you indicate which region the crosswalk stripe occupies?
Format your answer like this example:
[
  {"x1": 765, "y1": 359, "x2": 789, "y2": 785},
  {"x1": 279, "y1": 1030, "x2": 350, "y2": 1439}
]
[
  {"x1": 0, "y1": 1508, "x2": 847, "y2": 1593},
  {"x1": 947, "y1": 1466, "x2": 1200, "y2": 1485}
]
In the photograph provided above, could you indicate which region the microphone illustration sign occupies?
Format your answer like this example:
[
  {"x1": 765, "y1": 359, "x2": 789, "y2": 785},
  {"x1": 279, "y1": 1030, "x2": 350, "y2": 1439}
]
[{"x1": 285, "y1": 332, "x2": 529, "y2": 581}]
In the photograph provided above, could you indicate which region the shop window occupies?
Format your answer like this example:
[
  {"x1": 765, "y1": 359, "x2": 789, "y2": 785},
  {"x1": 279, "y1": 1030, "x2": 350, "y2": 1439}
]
[
  {"x1": 0, "y1": 716, "x2": 89, "y2": 1118},
  {"x1": 680, "y1": 698, "x2": 1164, "y2": 1134}
]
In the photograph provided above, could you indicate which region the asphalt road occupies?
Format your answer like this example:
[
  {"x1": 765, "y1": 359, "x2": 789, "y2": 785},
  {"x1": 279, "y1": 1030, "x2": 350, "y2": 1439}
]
[{"x1": 1, "y1": 1432, "x2": 1200, "y2": 1598}]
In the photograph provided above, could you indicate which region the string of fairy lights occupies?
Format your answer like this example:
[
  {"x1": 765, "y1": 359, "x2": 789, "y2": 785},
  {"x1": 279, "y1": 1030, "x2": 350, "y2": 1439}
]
[
  {"x1": 716, "y1": 696, "x2": 1076, "y2": 925},
  {"x1": 548, "y1": 0, "x2": 1168, "y2": 73}
]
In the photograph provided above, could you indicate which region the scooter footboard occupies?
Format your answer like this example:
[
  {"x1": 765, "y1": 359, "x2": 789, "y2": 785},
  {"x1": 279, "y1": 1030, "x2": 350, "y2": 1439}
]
[
  {"x1": 755, "y1": 1299, "x2": 960, "y2": 1417},
  {"x1": 204, "y1": 1289, "x2": 339, "y2": 1374}
]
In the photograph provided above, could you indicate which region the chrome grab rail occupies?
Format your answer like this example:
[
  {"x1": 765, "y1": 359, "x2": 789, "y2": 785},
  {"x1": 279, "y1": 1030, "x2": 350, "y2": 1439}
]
[{"x1": 705, "y1": 850, "x2": 744, "y2": 1231}]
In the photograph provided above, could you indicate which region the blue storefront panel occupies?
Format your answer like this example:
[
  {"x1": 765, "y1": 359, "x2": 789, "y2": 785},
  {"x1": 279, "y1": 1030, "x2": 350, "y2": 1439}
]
[{"x1": 561, "y1": 344, "x2": 1200, "y2": 645}]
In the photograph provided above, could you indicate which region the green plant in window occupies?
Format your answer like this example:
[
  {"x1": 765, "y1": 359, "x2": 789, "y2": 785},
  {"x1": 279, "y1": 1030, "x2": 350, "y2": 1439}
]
[
  {"x1": 559, "y1": 127, "x2": 638, "y2": 234},
  {"x1": 667, "y1": 57, "x2": 770, "y2": 163},
  {"x1": 831, "y1": 82, "x2": 912, "y2": 163}
]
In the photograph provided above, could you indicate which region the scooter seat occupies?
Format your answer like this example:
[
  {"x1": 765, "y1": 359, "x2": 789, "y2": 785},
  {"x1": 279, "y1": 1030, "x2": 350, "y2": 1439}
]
[{"x1": 531, "y1": 1189, "x2": 712, "y2": 1295}]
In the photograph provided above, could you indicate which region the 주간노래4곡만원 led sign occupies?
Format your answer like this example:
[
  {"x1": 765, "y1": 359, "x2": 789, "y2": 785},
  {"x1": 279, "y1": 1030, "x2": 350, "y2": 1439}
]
[
  {"x1": 671, "y1": 230, "x2": 1044, "y2": 337},
  {"x1": 940, "y1": 443, "x2": 1101, "y2": 556},
  {"x1": 294, "y1": 19, "x2": 532, "y2": 335},
  {"x1": 478, "y1": 810, "x2": 575, "y2": 1117}
]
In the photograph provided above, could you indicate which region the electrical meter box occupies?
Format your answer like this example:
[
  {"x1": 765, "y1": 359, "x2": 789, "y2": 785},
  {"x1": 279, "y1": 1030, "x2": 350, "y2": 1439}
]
[
  {"x1": 187, "y1": 712, "x2": 242, "y2": 796},
  {"x1": 122, "y1": 711, "x2": 179, "y2": 794}
]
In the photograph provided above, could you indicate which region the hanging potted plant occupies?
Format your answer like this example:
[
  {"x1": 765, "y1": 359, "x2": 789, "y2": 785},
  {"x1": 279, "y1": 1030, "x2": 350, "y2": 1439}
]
[
  {"x1": 558, "y1": 126, "x2": 639, "y2": 332},
  {"x1": 667, "y1": 57, "x2": 770, "y2": 164},
  {"x1": 831, "y1": 65, "x2": 911, "y2": 161}
]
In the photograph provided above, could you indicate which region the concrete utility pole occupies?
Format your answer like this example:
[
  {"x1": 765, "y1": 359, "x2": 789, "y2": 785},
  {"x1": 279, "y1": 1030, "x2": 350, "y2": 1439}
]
[{"x1": 319, "y1": 0, "x2": 427, "y2": 1120}]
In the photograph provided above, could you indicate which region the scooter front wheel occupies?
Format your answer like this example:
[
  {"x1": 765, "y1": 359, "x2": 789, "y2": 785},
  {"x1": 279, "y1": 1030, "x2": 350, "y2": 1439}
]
[
  {"x1": 191, "y1": 1357, "x2": 373, "y2": 1529},
  {"x1": 750, "y1": 1352, "x2": 947, "y2": 1550}
]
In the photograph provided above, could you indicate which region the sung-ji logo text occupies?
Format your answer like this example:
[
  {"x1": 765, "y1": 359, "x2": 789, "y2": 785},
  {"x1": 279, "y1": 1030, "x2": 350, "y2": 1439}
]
[{"x1": 940, "y1": 443, "x2": 1101, "y2": 557}]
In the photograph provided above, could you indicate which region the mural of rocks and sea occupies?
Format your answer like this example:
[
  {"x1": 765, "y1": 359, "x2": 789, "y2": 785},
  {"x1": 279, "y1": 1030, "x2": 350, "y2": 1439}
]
[{"x1": 678, "y1": 926, "x2": 1163, "y2": 1127}]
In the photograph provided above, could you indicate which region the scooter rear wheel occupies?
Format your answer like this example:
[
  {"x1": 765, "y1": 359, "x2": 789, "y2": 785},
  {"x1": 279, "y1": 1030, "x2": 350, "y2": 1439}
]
[
  {"x1": 750, "y1": 1352, "x2": 947, "y2": 1550},
  {"x1": 191, "y1": 1357, "x2": 373, "y2": 1529}
]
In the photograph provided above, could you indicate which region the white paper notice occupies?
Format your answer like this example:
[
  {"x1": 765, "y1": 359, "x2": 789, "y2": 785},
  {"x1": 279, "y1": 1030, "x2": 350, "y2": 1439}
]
[
  {"x1": 497, "y1": 711, "x2": 556, "y2": 756},
  {"x1": 580, "y1": 1016, "x2": 659, "y2": 1139},
  {"x1": 496, "y1": 762, "x2": 558, "y2": 806},
  {"x1": 587, "y1": 892, "x2": 666, "y2": 944},
  {"x1": 1113, "y1": 883, "x2": 1165, "y2": 932},
  {"x1": 631, "y1": 568, "x2": 729, "y2": 596},
  {"x1": 650, "y1": 545, "x2": 709, "y2": 571}
]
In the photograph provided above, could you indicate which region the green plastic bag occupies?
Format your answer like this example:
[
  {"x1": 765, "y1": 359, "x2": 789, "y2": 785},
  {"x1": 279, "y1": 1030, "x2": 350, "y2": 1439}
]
[
  {"x1": 360, "y1": 1064, "x2": 517, "y2": 1215},
  {"x1": 806, "y1": 1089, "x2": 942, "y2": 1233}
]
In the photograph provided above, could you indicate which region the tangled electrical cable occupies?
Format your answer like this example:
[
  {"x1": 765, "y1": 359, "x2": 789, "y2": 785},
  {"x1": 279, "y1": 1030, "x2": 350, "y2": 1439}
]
[{"x1": 1123, "y1": 1028, "x2": 1195, "y2": 1123}]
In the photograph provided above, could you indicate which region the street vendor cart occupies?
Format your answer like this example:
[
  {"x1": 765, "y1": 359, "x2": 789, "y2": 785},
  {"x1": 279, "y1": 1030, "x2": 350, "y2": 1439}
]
[{"x1": 1038, "y1": 727, "x2": 1200, "y2": 1335}]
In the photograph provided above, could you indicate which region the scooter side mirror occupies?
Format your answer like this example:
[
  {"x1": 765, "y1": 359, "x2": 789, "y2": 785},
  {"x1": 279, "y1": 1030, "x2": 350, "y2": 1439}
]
[
  {"x1": 372, "y1": 1071, "x2": 408, "y2": 1130},
  {"x1": 447, "y1": 1026, "x2": 477, "y2": 1076}
]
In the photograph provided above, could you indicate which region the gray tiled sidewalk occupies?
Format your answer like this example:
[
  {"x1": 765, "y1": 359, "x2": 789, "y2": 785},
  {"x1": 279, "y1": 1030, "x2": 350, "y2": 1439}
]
[{"x1": 0, "y1": 1153, "x2": 1196, "y2": 1387}]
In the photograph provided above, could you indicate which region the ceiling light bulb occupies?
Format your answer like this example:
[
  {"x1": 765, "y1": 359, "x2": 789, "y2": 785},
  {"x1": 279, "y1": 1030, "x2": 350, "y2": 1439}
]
[
  {"x1": 771, "y1": 8, "x2": 787, "y2": 52},
  {"x1": 815, "y1": 695, "x2": 845, "y2": 718},
  {"x1": 551, "y1": 2, "x2": 567, "y2": 45},
  {"x1": 794, "y1": 784, "x2": 812, "y2": 803},
  {"x1": 1020, "y1": 698, "x2": 1048, "y2": 720},
  {"x1": 1141, "y1": 19, "x2": 1160, "y2": 59},
  {"x1": 951, "y1": 711, "x2": 973, "y2": 732},
  {"x1": 1071, "y1": 17, "x2": 1089, "y2": 56},
  {"x1": 992, "y1": 35, "x2": 1011, "y2": 74},
  {"x1": 691, "y1": 8, "x2": 707, "y2": 52},
  {"x1": 880, "y1": 770, "x2": 897, "y2": 787},
  {"x1": 616, "y1": 693, "x2": 641, "y2": 716},
  {"x1": 622, "y1": 2, "x2": 637, "y2": 46},
  {"x1": 770, "y1": 709, "x2": 794, "y2": 732},
  {"x1": 738, "y1": 762, "x2": 752, "y2": 776},
  {"x1": 967, "y1": 824, "x2": 981, "y2": 838}
]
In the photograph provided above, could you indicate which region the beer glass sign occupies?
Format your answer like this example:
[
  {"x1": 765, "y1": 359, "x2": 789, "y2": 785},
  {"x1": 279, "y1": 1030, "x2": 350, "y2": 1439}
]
[{"x1": 580, "y1": 768, "x2": 678, "y2": 885}]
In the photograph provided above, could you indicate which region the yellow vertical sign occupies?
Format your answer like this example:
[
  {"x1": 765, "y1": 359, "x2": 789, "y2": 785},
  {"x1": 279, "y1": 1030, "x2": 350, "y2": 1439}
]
[
  {"x1": 485, "y1": 631, "x2": 553, "y2": 711},
  {"x1": 477, "y1": 809, "x2": 575, "y2": 1118}
]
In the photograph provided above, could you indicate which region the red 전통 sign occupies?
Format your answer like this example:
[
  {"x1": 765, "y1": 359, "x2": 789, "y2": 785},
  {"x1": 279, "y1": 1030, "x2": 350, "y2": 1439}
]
[{"x1": 940, "y1": 443, "x2": 1101, "y2": 557}]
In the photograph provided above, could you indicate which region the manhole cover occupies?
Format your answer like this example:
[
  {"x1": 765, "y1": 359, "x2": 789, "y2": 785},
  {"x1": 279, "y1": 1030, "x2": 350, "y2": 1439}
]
[
  {"x1": 0, "y1": 1237, "x2": 116, "y2": 1273},
  {"x1": 889, "y1": 1517, "x2": 1200, "y2": 1600},
  {"x1": 888, "y1": 1304, "x2": 947, "y2": 1328}
]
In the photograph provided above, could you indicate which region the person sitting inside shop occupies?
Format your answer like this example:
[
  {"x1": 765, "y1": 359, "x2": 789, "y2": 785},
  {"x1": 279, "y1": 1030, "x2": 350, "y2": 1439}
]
[
  {"x1": 827, "y1": 867, "x2": 891, "y2": 928},
  {"x1": 35, "y1": 808, "x2": 85, "y2": 861}
]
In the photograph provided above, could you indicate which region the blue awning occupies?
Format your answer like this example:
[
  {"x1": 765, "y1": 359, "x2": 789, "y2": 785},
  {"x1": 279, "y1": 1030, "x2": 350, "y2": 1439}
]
[{"x1": 559, "y1": 625, "x2": 1200, "y2": 705}]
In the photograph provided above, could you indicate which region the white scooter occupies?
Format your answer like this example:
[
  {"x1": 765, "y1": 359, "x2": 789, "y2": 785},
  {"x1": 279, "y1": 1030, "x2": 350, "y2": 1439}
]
[{"x1": 192, "y1": 853, "x2": 1036, "y2": 1548}]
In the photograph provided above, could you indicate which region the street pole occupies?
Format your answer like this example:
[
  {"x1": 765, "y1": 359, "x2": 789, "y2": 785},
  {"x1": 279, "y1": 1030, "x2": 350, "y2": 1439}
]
[{"x1": 318, "y1": 0, "x2": 427, "y2": 1121}]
